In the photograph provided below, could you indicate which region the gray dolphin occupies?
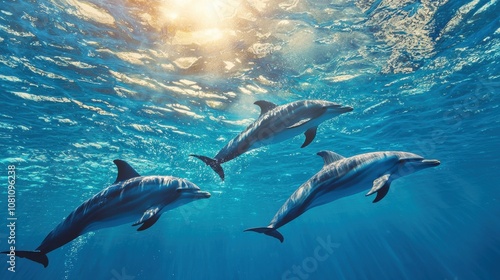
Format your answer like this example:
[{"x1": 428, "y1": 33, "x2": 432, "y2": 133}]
[
  {"x1": 245, "y1": 151, "x2": 440, "y2": 242},
  {"x1": 1, "y1": 160, "x2": 211, "y2": 267},
  {"x1": 191, "y1": 100, "x2": 353, "y2": 180}
]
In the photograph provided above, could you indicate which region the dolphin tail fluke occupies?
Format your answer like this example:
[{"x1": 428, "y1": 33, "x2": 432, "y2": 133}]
[
  {"x1": 190, "y1": 155, "x2": 225, "y2": 181},
  {"x1": 244, "y1": 227, "x2": 284, "y2": 243},
  {"x1": 1, "y1": 250, "x2": 48, "y2": 267}
]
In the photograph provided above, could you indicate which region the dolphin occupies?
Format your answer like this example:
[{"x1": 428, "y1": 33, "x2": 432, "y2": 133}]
[
  {"x1": 244, "y1": 151, "x2": 440, "y2": 242},
  {"x1": 190, "y1": 100, "x2": 353, "y2": 180},
  {"x1": 1, "y1": 160, "x2": 211, "y2": 267}
]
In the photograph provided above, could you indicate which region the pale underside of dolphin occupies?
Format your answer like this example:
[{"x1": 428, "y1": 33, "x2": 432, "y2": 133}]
[
  {"x1": 1, "y1": 160, "x2": 210, "y2": 267},
  {"x1": 191, "y1": 100, "x2": 353, "y2": 180},
  {"x1": 245, "y1": 151, "x2": 440, "y2": 242}
]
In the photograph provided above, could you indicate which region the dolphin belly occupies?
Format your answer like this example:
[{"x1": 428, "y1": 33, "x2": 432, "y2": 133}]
[
  {"x1": 306, "y1": 178, "x2": 371, "y2": 211},
  {"x1": 214, "y1": 116, "x2": 321, "y2": 161},
  {"x1": 250, "y1": 125, "x2": 307, "y2": 148},
  {"x1": 81, "y1": 211, "x2": 143, "y2": 234}
]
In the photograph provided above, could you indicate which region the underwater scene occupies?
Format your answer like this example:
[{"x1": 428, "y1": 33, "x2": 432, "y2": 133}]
[{"x1": 0, "y1": 0, "x2": 499, "y2": 279}]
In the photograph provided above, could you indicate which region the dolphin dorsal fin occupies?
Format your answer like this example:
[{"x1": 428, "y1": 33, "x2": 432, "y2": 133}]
[
  {"x1": 254, "y1": 100, "x2": 277, "y2": 116},
  {"x1": 317, "y1": 151, "x2": 345, "y2": 167},
  {"x1": 113, "y1": 160, "x2": 141, "y2": 184}
]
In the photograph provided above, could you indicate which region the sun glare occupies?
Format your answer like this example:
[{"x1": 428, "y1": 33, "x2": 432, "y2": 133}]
[
  {"x1": 158, "y1": 0, "x2": 239, "y2": 28},
  {"x1": 166, "y1": 12, "x2": 178, "y2": 21},
  {"x1": 155, "y1": 0, "x2": 241, "y2": 50}
]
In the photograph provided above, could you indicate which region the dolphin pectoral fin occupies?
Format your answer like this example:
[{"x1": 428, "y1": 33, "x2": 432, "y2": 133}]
[
  {"x1": 136, "y1": 214, "x2": 161, "y2": 231},
  {"x1": 1, "y1": 250, "x2": 48, "y2": 267},
  {"x1": 287, "y1": 118, "x2": 313, "y2": 129},
  {"x1": 133, "y1": 207, "x2": 161, "y2": 231},
  {"x1": 301, "y1": 127, "x2": 317, "y2": 148},
  {"x1": 254, "y1": 100, "x2": 277, "y2": 116},
  {"x1": 113, "y1": 160, "x2": 141, "y2": 184},
  {"x1": 366, "y1": 175, "x2": 391, "y2": 203},
  {"x1": 317, "y1": 151, "x2": 345, "y2": 166},
  {"x1": 372, "y1": 183, "x2": 390, "y2": 203},
  {"x1": 366, "y1": 174, "x2": 390, "y2": 196},
  {"x1": 190, "y1": 154, "x2": 225, "y2": 181},
  {"x1": 244, "y1": 227, "x2": 284, "y2": 243}
]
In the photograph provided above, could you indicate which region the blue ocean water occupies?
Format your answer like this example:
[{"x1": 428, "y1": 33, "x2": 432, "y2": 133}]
[{"x1": 0, "y1": 0, "x2": 498, "y2": 279}]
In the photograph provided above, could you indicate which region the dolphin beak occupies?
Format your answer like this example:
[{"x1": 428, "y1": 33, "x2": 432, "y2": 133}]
[
  {"x1": 327, "y1": 105, "x2": 353, "y2": 114},
  {"x1": 194, "y1": 191, "x2": 211, "y2": 199},
  {"x1": 340, "y1": 106, "x2": 354, "y2": 113},
  {"x1": 178, "y1": 189, "x2": 211, "y2": 199},
  {"x1": 421, "y1": 159, "x2": 440, "y2": 167}
]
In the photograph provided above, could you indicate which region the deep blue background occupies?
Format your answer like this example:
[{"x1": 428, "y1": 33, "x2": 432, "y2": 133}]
[{"x1": 0, "y1": 0, "x2": 498, "y2": 279}]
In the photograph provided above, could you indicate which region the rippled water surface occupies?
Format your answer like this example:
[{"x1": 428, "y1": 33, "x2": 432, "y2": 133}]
[{"x1": 0, "y1": 0, "x2": 499, "y2": 279}]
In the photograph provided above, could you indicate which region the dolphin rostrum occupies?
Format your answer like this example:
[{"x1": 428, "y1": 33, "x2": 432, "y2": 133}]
[
  {"x1": 2, "y1": 160, "x2": 211, "y2": 267},
  {"x1": 190, "y1": 100, "x2": 353, "y2": 180},
  {"x1": 245, "y1": 151, "x2": 440, "y2": 242}
]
